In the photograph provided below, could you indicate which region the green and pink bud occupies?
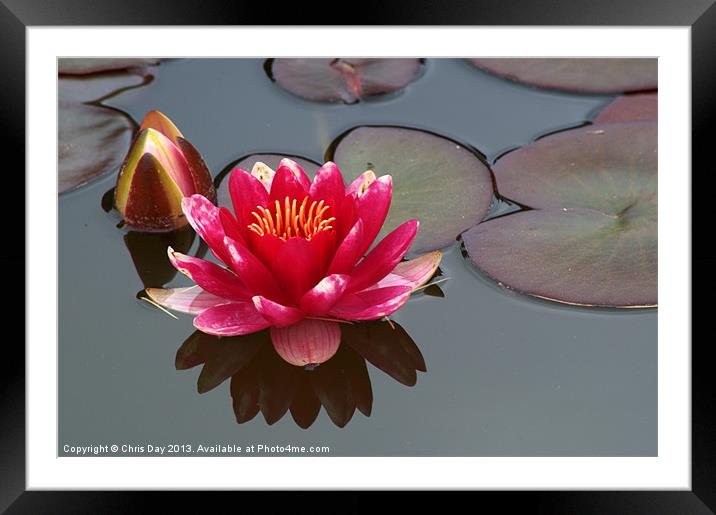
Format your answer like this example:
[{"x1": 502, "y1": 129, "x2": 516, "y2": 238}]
[{"x1": 114, "y1": 111, "x2": 216, "y2": 231}]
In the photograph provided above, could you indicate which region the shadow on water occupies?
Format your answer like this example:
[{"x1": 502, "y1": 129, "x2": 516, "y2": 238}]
[
  {"x1": 124, "y1": 227, "x2": 196, "y2": 288},
  {"x1": 175, "y1": 320, "x2": 426, "y2": 429},
  {"x1": 102, "y1": 186, "x2": 210, "y2": 288}
]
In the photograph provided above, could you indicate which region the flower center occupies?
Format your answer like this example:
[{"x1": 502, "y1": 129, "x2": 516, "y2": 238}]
[{"x1": 247, "y1": 196, "x2": 336, "y2": 241}]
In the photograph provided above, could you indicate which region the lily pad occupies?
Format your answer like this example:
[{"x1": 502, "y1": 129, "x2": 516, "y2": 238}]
[
  {"x1": 270, "y1": 58, "x2": 423, "y2": 103},
  {"x1": 59, "y1": 58, "x2": 160, "y2": 75},
  {"x1": 328, "y1": 126, "x2": 494, "y2": 253},
  {"x1": 216, "y1": 153, "x2": 320, "y2": 209},
  {"x1": 467, "y1": 58, "x2": 657, "y2": 94},
  {"x1": 463, "y1": 122, "x2": 657, "y2": 307},
  {"x1": 59, "y1": 69, "x2": 154, "y2": 194},
  {"x1": 594, "y1": 93, "x2": 657, "y2": 123}
]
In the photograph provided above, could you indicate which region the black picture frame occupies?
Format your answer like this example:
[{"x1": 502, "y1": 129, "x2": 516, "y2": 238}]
[{"x1": 4, "y1": 1, "x2": 712, "y2": 512}]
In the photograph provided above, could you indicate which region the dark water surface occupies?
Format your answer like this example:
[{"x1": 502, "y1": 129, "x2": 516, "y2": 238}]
[{"x1": 59, "y1": 58, "x2": 656, "y2": 456}]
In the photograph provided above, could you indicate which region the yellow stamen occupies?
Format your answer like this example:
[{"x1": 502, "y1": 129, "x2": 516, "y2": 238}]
[
  {"x1": 251, "y1": 211, "x2": 266, "y2": 231},
  {"x1": 299, "y1": 196, "x2": 308, "y2": 228},
  {"x1": 246, "y1": 195, "x2": 336, "y2": 241},
  {"x1": 258, "y1": 205, "x2": 275, "y2": 234},
  {"x1": 248, "y1": 225, "x2": 264, "y2": 236},
  {"x1": 275, "y1": 200, "x2": 283, "y2": 236}
]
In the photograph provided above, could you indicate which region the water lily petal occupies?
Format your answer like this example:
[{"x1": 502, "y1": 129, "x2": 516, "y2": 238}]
[
  {"x1": 140, "y1": 128, "x2": 195, "y2": 196},
  {"x1": 307, "y1": 227, "x2": 338, "y2": 275},
  {"x1": 168, "y1": 247, "x2": 250, "y2": 301},
  {"x1": 218, "y1": 207, "x2": 247, "y2": 246},
  {"x1": 121, "y1": 153, "x2": 186, "y2": 231},
  {"x1": 175, "y1": 137, "x2": 217, "y2": 203},
  {"x1": 346, "y1": 170, "x2": 376, "y2": 196},
  {"x1": 182, "y1": 195, "x2": 230, "y2": 264},
  {"x1": 329, "y1": 285, "x2": 413, "y2": 320},
  {"x1": 228, "y1": 167, "x2": 269, "y2": 226},
  {"x1": 347, "y1": 219, "x2": 419, "y2": 292},
  {"x1": 146, "y1": 285, "x2": 228, "y2": 314},
  {"x1": 223, "y1": 236, "x2": 283, "y2": 300},
  {"x1": 247, "y1": 231, "x2": 284, "y2": 273},
  {"x1": 250, "y1": 161, "x2": 276, "y2": 191},
  {"x1": 355, "y1": 175, "x2": 392, "y2": 255},
  {"x1": 252, "y1": 296, "x2": 305, "y2": 327},
  {"x1": 194, "y1": 302, "x2": 270, "y2": 336},
  {"x1": 269, "y1": 165, "x2": 308, "y2": 203},
  {"x1": 278, "y1": 158, "x2": 311, "y2": 190},
  {"x1": 371, "y1": 250, "x2": 442, "y2": 290},
  {"x1": 217, "y1": 154, "x2": 319, "y2": 208},
  {"x1": 309, "y1": 161, "x2": 346, "y2": 210},
  {"x1": 335, "y1": 193, "x2": 357, "y2": 241},
  {"x1": 271, "y1": 237, "x2": 322, "y2": 302},
  {"x1": 139, "y1": 110, "x2": 183, "y2": 147},
  {"x1": 328, "y1": 219, "x2": 364, "y2": 275},
  {"x1": 299, "y1": 274, "x2": 351, "y2": 315},
  {"x1": 270, "y1": 319, "x2": 341, "y2": 366}
]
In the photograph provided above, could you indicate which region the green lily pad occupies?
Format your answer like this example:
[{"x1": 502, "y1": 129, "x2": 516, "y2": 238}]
[
  {"x1": 463, "y1": 122, "x2": 656, "y2": 307},
  {"x1": 216, "y1": 153, "x2": 320, "y2": 209},
  {"x1": 270, "y1": 58, "x2": 423, "y2": 103},
  {"x1": 328, "y1": 126, "x2": 494, "y2": 253},
  {"x1": 58, "y1": 69, "x2": 154, "y2": 194},
  {"x1": 468, "y1": 58, "x2": 657, "y2": 94},
  {"x1": 59, "y1": 58, "x2": 160, "y2": 75},
  {"x1": 595, "y1": 93, "x2": 657, "y2": 123}
]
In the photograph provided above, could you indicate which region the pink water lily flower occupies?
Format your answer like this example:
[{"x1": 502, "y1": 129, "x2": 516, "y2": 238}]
[{"x1": 147, "y1": 159, "x2": 441, "y2": 366}]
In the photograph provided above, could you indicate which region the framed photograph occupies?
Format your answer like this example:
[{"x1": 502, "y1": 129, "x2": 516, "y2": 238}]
[{"x1": 5, "y1": 0, "x2": 713, "y2": 511}]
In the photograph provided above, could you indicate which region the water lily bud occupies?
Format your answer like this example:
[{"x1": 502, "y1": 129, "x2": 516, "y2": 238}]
[{"x1": 114, "y1": 111, "x2": 216, "y2": 231}]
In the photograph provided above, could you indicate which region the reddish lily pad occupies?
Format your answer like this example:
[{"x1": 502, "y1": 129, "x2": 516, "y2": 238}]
[
  {"x1": 328, "y1": 126, "x2": 494, "y2": 253},
  {"x1": 468, "y1": 58, "x2": 657, "y2": 94},
  {"x1": 58, "y1": 69, "x2": 154, "y2": 194},
  {"x1": 270, "y1": 58, "x2": 422, "y2": 103},
  {"x1": 594, "y1": 93, "x2": 658, "y2": 123},
  {"x1": 463, "y1": 122, "x2": 657, "y2": 307},
  {"x1": 216, "y1": 154, "x2": 320, "y2": 209},
  {"x1": 59, "y1": 58, "x2": 160, "y2": 75}
]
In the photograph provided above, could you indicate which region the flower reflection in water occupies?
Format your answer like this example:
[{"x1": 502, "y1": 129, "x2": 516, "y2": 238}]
[{"x1": 175, "y1": 320, "x2": 425, "y2": 428}]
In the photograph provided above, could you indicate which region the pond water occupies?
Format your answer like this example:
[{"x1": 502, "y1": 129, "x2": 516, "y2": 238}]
[{"x1": 59, "y1": 58, "x2": 656, "y2": 456}]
